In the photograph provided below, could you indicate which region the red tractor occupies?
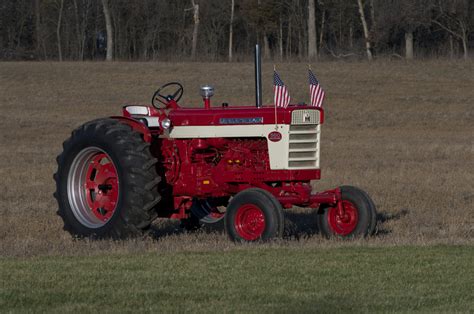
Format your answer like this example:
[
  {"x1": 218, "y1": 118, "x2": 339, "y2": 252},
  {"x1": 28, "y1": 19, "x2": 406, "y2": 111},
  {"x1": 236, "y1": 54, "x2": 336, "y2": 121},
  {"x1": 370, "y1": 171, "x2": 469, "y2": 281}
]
[{"x1": 54, "y1": 47, "x2": 376, "y2": 242}]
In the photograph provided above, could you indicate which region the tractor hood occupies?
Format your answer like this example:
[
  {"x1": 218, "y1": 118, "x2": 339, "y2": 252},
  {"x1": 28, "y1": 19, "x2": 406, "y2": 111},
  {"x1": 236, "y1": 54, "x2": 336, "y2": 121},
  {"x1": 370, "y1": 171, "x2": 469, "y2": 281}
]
[{"x1": 168, "y1": 105, "x2": 324, "y2": 127}]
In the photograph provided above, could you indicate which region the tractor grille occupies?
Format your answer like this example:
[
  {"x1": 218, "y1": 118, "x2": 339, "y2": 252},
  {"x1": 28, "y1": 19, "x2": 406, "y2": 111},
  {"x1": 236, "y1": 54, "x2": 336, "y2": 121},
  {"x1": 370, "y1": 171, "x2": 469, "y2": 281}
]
[
  {"x1": 288, "y1": 110, "x2": 320, "y2": 169},
  {"x1": 291, "y1": 109, "x2": 320, "y2": 125}
]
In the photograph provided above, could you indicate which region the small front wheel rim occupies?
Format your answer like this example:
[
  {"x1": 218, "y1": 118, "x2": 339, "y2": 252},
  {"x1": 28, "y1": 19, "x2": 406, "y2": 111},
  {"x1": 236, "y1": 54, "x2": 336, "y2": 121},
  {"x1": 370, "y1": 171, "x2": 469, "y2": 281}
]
[
  {"x1": 67, "y1": 147, "x2": 119, "y2": 228},
  {"x1": 234, "y1": 204, "x2": 266, "y2": 241},
  {"x1": 327, "y1": 200, "x2": 359, "y2": 236}
]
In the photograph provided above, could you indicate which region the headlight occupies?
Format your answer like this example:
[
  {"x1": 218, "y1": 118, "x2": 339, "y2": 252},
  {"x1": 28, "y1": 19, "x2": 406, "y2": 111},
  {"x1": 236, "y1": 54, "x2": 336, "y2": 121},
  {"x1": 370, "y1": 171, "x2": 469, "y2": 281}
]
[{"x1": 161, "y1": 118, "x2": 171, "y2": 129}]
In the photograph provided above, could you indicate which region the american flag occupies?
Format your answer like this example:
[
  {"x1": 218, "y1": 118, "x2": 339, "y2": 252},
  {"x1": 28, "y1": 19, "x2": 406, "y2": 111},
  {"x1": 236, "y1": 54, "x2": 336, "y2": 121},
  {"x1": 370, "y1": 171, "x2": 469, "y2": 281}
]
[
  {"x1": 274, "y1": 70, "x2": 290, "y2": 108},
  {"x1": 309, "y1": 69, "x2": 325, "y2": 107}
]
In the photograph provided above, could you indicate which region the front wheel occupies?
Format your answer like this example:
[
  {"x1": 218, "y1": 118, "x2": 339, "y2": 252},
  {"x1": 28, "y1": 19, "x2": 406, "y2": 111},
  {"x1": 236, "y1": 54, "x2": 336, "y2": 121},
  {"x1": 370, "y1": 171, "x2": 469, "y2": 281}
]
[
  {"x1": 181, "y1": 198, "x2": 227, "y2": 231},
  {"x1": 316, "y1": 186, "x2": 377, "y2": 238},
  {"x1": 225, "y1": 188, "x2": 284, "y2": 242}
]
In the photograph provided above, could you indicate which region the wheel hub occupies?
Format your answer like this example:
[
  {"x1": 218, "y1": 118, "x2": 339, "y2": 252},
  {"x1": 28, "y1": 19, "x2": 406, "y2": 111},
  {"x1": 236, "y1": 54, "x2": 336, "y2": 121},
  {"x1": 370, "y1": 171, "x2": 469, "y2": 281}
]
[
  {"x1": 84, "y1": 153, "x2": 119, "y2": 222},
  {"x1": 327, "y1": 200, "x2": 359, "y2": 236},
  {"x1": 67, "y1": 147, "x2": 120, "y2": 228},
  {"x1": 234, "y1": 204, "x2": 266, "y2": 241}
]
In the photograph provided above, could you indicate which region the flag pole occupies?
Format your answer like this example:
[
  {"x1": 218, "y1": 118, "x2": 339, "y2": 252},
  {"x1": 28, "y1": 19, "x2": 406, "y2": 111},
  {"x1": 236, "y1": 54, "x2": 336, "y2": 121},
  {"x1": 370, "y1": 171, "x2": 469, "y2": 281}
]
[
  {"x1": 308, "y1": 64, "x2": 311, "y2": 106},
  {"x1": 273, "y1": 64, "x2": 278, "y2": 129}
]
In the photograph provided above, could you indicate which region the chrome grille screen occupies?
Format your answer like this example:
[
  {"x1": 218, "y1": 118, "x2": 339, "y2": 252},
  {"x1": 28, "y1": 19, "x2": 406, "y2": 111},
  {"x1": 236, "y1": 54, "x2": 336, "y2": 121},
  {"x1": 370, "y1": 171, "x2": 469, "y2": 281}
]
[{"x1": 291, "y1": 109, "x2": 320, "y2": 125}]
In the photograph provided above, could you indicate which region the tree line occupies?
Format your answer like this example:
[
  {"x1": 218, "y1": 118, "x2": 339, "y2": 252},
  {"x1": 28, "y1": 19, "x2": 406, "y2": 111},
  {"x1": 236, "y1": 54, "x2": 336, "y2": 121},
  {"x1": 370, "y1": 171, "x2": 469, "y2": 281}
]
[{"x1": 0, "y1": 0, "x2": 472, "y2": 61}]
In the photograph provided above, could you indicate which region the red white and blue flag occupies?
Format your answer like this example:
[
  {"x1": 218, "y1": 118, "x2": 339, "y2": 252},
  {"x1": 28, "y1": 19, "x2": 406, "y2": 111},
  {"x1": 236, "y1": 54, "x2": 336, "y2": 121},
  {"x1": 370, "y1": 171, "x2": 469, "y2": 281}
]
[
  {"x1": 274, "y1": 70, "x2": 290, "y2": 109},
  {"x1": 309, "y1": 69, "x2": 325, "y2": 107}
]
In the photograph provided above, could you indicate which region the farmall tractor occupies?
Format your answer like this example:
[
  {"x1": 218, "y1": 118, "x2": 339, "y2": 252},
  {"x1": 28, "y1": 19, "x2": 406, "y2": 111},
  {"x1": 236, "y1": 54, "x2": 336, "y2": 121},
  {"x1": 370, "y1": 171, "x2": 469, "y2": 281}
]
[{"x1": 54, "y1": 46, "x2": 377, "y2": 242}]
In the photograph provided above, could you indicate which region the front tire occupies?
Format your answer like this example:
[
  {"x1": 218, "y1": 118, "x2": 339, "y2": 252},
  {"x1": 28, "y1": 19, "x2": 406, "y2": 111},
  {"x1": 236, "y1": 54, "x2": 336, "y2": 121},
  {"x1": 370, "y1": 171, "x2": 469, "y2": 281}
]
[
  {"x1": 316, "y1": 186, "x2": 377, "y2": 238},
  {"x1": 181, "y1": 198, "x2": 227, "y2": 231},
  {"x1": 54, "y1": 118, "x2": 161, "y2": 238},
  {"x1": 225, "y1": 188, "x2": 284, "y2": 242}
]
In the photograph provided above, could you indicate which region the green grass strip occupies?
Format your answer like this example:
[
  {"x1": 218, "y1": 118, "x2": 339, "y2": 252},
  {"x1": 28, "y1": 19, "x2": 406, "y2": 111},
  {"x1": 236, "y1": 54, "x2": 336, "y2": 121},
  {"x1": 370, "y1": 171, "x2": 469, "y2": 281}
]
[{"x1": 1, "y1": 246, "x2": 473, "y2": 313}]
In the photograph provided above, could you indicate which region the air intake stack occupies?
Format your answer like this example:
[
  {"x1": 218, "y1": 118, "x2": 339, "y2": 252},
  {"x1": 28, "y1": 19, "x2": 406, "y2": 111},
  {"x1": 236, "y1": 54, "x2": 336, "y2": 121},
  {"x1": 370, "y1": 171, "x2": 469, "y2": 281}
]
[{"x1": 255, "y1": 44, "x2": 262, "y2": 108}]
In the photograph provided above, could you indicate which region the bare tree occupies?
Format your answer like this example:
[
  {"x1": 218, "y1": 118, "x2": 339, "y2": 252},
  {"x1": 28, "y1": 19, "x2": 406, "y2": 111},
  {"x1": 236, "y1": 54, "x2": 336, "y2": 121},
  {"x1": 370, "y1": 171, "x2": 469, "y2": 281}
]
[
  {"x1": 228, "y1": 0, "x2": 234, "y2": 62},
  {"x1": 101, "y1": 0, "x2": 113, "y2": 61},
  {"x1": 73, "y1": 0, "x2": 91, "y2": 61},
  {"x1": 369, "y1": 0, "x2": 376, "y2": 45},
  {"x1": 405, "y1": 31, "x2": 414, "y2": 59},
  {"x1": 307, "y1": 0, "x2": 317, "y2": 60},
  {"x1": 34, "y1": 0, "x2": 41, "y2": 55},
  {"x1": 297, "y1": 0, "x2": 306, "y2": 59},
  {"x1": 56, "y1": 0, "x2": 64, "y2": 61},
  {"x1": 357, "y1": 0, "x2": 373, "y2": 61},
  {"x1": 279, "y1": 15, "x2": 283, "y2": 61},
  {"x1": 190, "y1": 0, "x2": 200, "y2": 59},
  {"x1": 433, "y1": 0, "x2": 470, "y2": 60},
  {"x1": 286, "y1": 18, "x2": 292, "y2": 58},
  {"x1": 401, "y1": 0, "x2": 431, "y2": 60},
  {"x1": 1, "y1": 0, "x2": 473, "y2": 61},
  {"x1": 318, "y1": 0, "x2": 325, "y2": 57}
]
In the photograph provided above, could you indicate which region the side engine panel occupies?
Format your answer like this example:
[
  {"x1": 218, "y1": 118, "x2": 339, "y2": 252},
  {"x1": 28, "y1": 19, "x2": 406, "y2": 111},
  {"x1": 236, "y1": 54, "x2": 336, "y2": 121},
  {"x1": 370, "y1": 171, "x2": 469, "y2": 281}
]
[{"x1": 152, "y1": 137, "x2": 320, "y2": 199}]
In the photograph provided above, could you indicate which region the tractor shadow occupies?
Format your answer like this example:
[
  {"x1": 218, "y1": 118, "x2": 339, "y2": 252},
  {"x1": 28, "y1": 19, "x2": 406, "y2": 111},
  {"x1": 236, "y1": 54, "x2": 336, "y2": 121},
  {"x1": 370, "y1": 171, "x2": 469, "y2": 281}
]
[
  {"x1": 148, "y1": 219, "x2": 187, "y2": 239},
  {"x1": 282, "y1": 207, "x2": 411, "y2": 239},
  {"x1": 283, "y1": 208, "x2": 320, "y2": 240},
  {"x1": 147, "y1": 218, "x2": 226, "y2": 239},
  {"x1": 374, "y1": 209, "x2": 410, "y2": 236},
  {"x1": 147, "y1": 208, "x2": 410, "y2": 240}
]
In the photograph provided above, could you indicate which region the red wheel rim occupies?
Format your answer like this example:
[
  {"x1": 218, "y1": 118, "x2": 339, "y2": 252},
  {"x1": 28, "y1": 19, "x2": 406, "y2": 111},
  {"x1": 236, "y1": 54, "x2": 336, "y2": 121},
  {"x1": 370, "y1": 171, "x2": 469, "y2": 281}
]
[
  {"x1": 327, "y1": 200, "x2": 359, "y2": 236},
  {"x1": 234, "y1": 204, "x2": 266, "y2": 241},
  {"x1": 84, "y1": 153, "x2": 119, "y2": 222}
]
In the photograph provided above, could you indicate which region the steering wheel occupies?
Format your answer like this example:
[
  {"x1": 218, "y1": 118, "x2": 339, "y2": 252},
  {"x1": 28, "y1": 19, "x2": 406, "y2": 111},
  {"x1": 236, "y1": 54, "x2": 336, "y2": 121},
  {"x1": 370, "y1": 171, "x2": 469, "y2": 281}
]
[{"x1": 151, "y1": 82, "x2": 184, "y2": 109}]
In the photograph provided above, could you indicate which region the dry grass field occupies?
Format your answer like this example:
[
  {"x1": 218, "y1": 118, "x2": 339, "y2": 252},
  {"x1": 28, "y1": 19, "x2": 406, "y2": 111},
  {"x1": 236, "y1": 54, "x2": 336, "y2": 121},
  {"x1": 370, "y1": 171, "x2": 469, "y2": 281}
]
[
  {"x1": 0, "y1": 60, "x2": 473, "y2": 311},
  {"x1": 1, "y1": 60, "x2": 472, "y2": 257}
]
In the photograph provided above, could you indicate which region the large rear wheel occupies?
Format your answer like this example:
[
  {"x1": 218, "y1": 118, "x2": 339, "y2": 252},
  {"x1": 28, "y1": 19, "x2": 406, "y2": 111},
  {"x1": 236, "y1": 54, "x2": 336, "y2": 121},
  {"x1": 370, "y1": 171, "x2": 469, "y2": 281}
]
[{"x1": 54, "y1": 118, "x2": 161, "y2": 238}]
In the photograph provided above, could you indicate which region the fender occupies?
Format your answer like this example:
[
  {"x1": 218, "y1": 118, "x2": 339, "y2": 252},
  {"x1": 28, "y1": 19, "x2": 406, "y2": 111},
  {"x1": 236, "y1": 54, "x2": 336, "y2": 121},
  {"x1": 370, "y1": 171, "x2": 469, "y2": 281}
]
[{"x1": 110, "y1": 116, "x2": 152, "y2": 143}]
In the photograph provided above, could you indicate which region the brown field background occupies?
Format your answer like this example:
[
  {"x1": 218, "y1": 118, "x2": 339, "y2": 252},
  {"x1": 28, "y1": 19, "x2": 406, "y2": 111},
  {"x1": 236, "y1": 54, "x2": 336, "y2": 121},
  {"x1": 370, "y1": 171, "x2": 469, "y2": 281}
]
[{"x1": 0, "y1": 61, "x2": 473, "y2": 257}]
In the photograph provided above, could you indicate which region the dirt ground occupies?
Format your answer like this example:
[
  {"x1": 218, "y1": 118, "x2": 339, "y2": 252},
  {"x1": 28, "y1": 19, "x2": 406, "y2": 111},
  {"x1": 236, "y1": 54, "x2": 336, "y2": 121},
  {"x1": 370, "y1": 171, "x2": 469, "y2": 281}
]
[{"x1": 0, "y1": 60, "x2": 472, "y2": 257}]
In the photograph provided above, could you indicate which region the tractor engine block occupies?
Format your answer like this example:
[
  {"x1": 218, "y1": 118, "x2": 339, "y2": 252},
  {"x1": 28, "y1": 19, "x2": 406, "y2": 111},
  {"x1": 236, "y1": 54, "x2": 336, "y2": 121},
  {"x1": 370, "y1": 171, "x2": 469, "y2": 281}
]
[{"x1": 158, "y1": 138, "x2": 270, "y2": 197}]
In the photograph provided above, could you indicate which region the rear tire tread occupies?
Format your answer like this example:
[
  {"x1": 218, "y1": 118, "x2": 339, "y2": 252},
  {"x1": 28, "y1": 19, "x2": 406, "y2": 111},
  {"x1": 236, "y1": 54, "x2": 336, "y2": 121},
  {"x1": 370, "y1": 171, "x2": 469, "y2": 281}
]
[{"x1": 54, "y1": 118, "x2": 161, "y2": 239}]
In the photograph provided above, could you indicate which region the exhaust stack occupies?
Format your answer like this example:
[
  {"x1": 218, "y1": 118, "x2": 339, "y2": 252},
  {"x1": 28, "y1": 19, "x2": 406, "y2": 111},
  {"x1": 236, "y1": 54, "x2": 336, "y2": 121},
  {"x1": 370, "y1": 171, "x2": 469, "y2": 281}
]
[{"x1": 254, "y1": 44, "x2": 262, "y2": 108}]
